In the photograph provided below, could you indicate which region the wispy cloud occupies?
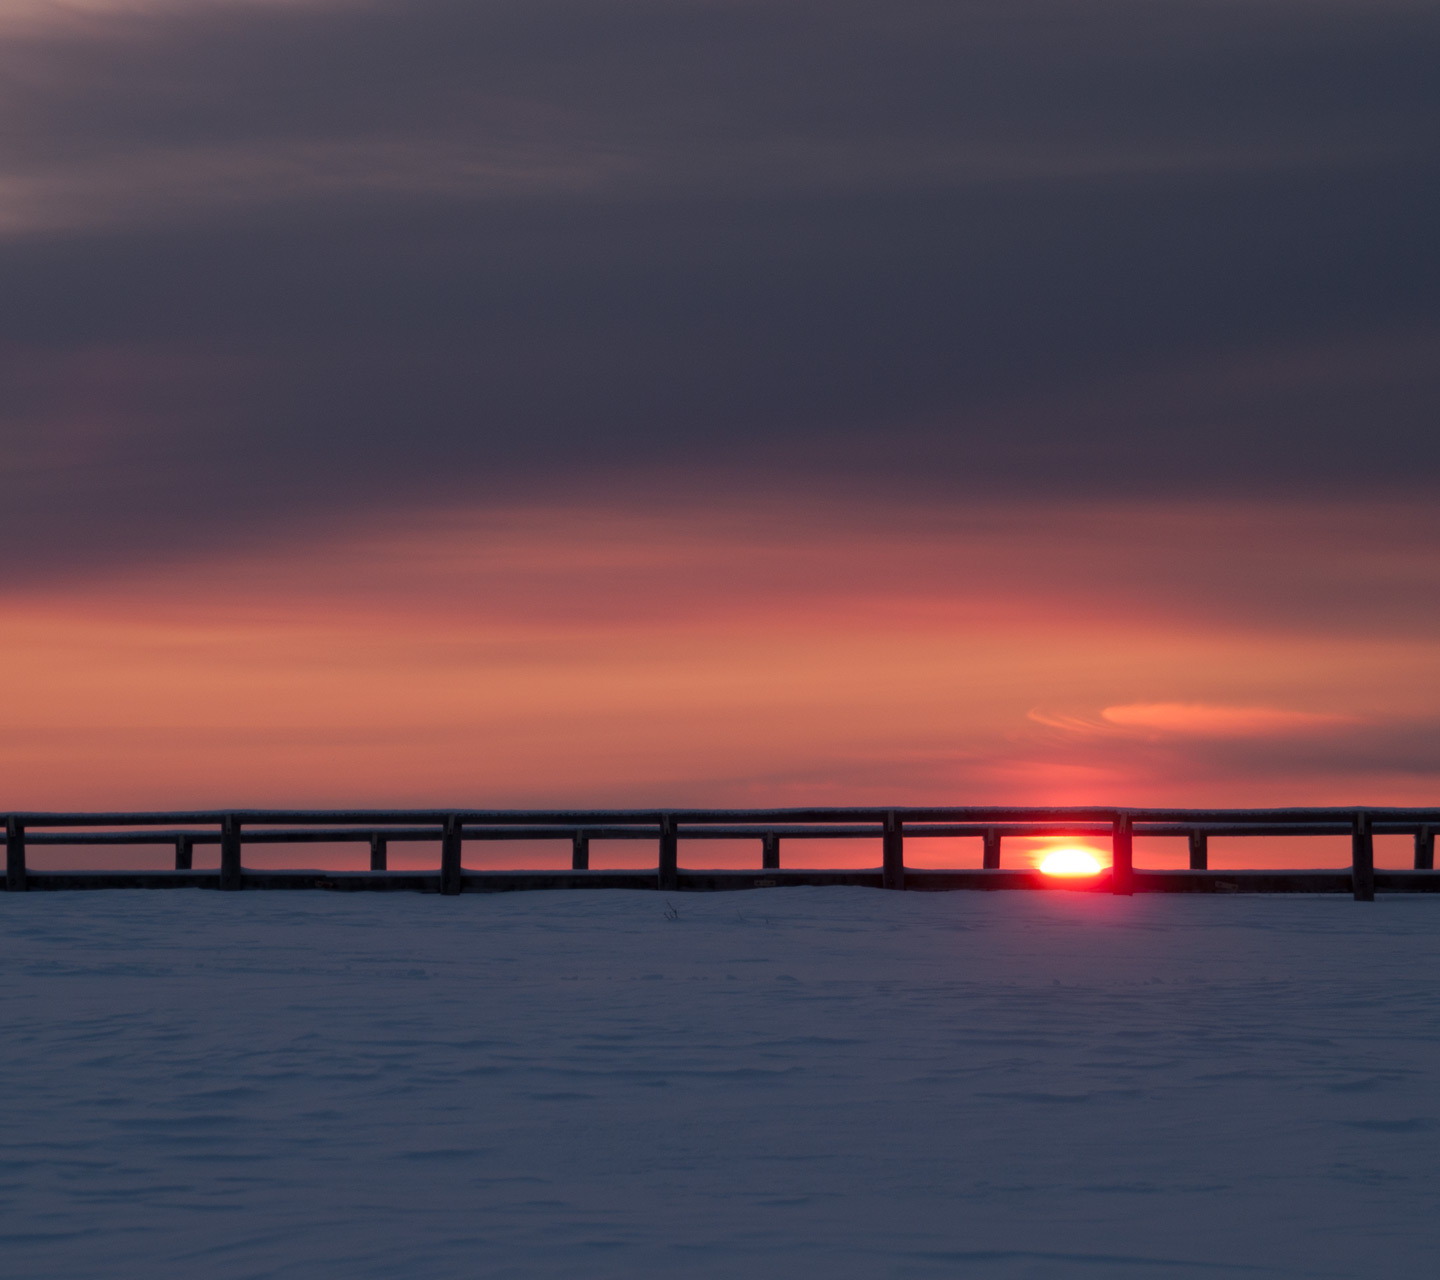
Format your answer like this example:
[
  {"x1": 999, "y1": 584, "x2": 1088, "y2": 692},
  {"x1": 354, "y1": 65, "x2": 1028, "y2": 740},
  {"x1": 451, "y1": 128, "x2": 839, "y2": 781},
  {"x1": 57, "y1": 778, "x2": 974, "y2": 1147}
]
[
  {"x1": 1099, "y1": 703, "x2": 1349, "y2": 736},
  {"x1": 1030, "y1": 703, "x2": 1351, "y2": 739}
]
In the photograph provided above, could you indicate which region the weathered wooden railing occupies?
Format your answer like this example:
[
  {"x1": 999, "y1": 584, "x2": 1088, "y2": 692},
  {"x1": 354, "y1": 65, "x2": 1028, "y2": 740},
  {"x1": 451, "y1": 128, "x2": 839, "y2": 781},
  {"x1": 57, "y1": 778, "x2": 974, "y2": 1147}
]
[{"x1": 3, "y1": 807, "x2": 1438, "y2": 899}]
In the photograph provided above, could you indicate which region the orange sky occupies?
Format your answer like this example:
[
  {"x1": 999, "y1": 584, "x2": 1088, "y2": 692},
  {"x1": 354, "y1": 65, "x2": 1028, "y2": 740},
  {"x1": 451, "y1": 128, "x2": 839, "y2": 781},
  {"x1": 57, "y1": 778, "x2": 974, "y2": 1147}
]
[{"x1": 6, "y1": 494, "x2": 1438, "y2": 825}]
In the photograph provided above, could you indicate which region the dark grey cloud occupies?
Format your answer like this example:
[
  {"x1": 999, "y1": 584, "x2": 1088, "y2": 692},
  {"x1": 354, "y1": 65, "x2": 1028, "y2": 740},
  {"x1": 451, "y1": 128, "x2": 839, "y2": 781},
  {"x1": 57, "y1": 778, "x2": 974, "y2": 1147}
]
[{"x1": 3, "y1": 0, "x2": 1439, "y2": 579}]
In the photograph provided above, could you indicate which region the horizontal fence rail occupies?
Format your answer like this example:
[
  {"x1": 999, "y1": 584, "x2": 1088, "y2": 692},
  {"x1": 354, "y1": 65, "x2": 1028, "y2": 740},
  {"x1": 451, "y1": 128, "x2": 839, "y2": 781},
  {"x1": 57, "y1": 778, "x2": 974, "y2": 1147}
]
[{"x1": 3, "y1": 808, "x2": 1437, "y2": 899}]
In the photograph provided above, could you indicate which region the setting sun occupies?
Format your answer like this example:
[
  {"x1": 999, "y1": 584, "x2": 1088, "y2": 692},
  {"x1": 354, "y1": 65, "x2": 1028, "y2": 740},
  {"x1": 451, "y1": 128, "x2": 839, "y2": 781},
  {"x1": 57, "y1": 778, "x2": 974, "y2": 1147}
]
[{"x1": 1039, "y1": 847, "x2": 1105, "y2": 876}]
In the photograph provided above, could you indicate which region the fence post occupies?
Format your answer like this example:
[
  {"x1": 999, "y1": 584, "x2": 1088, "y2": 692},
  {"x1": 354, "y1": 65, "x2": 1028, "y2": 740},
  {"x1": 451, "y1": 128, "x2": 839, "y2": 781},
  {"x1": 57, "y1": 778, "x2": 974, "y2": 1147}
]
[
  {"x1": 882, "y1": 811, "x2": 905, "y2": 890},
  {"x1": 370, "y1": 834, "x2": 388, "y2": 872},
  {"x1": 1111, "y1": 812, "x2": 1133, "y2": 895},
  {"x1": 1188, "y1": 830, "x2": 1208, "y2": 870},
  {"x1": 982, "y1": 827, "x2": 1001, "y2": 869},
  {"x1": 1414, "y1": 825, "x2": 1434, "y2": 871},
  {"x1": 5, "y1": 816, "x2": 26, "y2": 892},
  {"x1": 1351, "y1": 810, "x2": 1375, "y2": 902},
  {"x1": 175, "y1": 835, "x2": 193, "y2": 871},
  {"x1": 657, "y1": 814, "x2": 678, "y2": 890},
  {"x1": 572, "y1": 831, "x2": 590, "y2": 870},
  {"x1": 762, "y1": 832, "x2": 780, "y2": 870},
  {"x1": 440, "y1": 815, "x2": 463, "y2": 895},
  {"x1": 219, "y1": 814, "x2": 242, "y2": 890}
]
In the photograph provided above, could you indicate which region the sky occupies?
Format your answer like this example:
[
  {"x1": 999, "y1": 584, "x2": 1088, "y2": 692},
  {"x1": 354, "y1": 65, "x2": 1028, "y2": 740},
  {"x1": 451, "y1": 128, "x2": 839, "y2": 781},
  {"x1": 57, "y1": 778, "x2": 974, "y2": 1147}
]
[{"x1": 4, "y1": 0, "x2": 1440, "y2": 844}]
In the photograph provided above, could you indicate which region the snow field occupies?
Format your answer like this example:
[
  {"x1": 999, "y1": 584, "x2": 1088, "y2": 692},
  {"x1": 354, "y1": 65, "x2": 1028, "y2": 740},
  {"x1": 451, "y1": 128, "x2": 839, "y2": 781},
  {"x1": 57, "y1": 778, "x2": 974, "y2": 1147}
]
[{"x1": 2, "y1": 887, "x2": 1438, "y2": 1278}]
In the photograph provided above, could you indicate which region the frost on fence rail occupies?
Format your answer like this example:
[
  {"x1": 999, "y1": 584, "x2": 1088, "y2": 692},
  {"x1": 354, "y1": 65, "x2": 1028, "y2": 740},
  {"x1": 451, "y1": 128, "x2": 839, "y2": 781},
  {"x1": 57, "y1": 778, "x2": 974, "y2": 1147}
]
[{"x1": 3, "y1": 808, "x2": 1438, "y2": 900}]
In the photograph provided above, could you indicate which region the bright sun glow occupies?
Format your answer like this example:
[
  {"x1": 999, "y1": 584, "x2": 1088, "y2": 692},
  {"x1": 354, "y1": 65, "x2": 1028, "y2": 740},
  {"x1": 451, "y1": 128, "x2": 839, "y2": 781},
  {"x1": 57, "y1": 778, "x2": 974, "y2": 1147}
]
[{"x1": 1039, "y1": 847, "x2": 1104, "y2": 876}]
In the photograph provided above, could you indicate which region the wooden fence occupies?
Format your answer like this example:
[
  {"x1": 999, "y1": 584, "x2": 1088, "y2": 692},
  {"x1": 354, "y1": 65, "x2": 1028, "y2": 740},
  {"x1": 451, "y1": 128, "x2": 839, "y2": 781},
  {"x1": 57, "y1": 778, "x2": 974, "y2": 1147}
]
[{"x1": 3, "y1": 807, "x2": 1438, "y2": 899}]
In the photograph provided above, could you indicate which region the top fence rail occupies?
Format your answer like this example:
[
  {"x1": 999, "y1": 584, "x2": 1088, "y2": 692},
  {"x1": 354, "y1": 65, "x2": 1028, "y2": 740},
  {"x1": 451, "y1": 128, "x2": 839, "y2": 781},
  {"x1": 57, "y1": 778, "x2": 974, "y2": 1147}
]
[{"x1": 8, "y1": 805, "x2": 1440, "y2": 826}]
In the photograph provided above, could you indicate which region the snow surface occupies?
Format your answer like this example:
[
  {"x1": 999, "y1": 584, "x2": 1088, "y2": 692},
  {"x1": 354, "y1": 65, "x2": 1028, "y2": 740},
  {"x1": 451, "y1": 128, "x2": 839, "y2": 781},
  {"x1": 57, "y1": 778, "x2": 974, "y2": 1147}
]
[{"x1": 2, "y1": 887, "x2": 1438, "y2": 1279}]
